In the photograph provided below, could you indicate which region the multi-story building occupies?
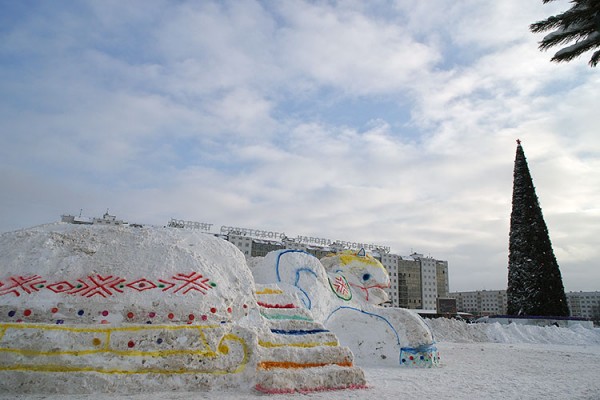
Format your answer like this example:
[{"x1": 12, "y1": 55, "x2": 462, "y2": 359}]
[
  {"x1": 566, "y1": 292, "x2": 600, "y2": 321},
  {"x1": 450, "y1": 290, "x2": 599, "y2": 321},
  {"x1": 378, "y1": 253, "x2": 449, "y2": 311},
  {"x1": 449, "y1": 290, "x2": 508, "y2": 316}
]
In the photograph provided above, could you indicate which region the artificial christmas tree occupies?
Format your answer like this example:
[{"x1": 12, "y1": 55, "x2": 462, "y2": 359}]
[{"x1": 507, "y1": 140, "x2": 569, "y2": 316}]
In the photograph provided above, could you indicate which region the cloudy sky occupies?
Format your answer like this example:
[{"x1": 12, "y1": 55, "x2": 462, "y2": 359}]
[{"x1": 1, "y1": 1, "x2": 598, "y2": 292}]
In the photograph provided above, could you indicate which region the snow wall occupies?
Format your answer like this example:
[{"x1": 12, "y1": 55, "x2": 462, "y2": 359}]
[{"x1": 0, "y1": 224, "x2": 436, "y2": 395}]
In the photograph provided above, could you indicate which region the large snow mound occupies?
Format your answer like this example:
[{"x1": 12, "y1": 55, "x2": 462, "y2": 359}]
[
  {"x1": 0, "y1": 224, "x2": 370, "y2": 395},
  {"x1": 0, "y1": 223, "x2": 256, "y2": 324}
]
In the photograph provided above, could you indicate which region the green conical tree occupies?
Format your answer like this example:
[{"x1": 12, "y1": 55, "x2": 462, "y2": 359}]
[{"x1": 507, "y1": 140, "x2": 569, "y2": 316}]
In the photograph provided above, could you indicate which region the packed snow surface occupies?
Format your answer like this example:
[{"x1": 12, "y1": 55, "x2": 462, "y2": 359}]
[{"x1": 2, "y1": 320, "x2": 599, "y2": 399}]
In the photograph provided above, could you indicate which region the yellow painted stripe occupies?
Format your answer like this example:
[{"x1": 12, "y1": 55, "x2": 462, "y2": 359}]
[
  {"x1": 256, "y1": 288, "x2": 283, "y2": 295},
  {"x1": 0, "y1": 326, "x2": 249, "y2": 375}
]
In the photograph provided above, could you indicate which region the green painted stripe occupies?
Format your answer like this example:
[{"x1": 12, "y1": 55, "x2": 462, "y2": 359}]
[{"x1": 260, "y1": 312, "x2": 313, "y2": 321}]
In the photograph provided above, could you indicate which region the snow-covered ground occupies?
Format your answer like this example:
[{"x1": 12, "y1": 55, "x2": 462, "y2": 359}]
[{"x1": 3, "y1": 319, "x2": 599, "y2": 400}]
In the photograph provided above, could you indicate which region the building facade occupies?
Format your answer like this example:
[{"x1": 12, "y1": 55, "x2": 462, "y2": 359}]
[
  {"x1": 450, "y1": 290, "x2": 599, "y2": 321},
  {"x1": 449, "y1": 290, "x2": 508, "y2": 316},
  {"x1": 566, "y1": 292, "x2": 600, "y2": 321}
]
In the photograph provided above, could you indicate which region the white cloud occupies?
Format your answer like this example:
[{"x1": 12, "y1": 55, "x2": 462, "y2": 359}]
[{"x1": 1, "y1": 0, "x2": 599, "y2": 294}]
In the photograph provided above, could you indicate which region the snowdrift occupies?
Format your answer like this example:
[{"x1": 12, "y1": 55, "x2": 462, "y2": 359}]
[{"x1": 0, "y1": 224, "x2": 437, "y2": 395}]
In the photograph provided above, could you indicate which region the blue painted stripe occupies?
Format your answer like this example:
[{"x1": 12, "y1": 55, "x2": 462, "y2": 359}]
[{"x1": 270, "y1": 328, "x2": 329, "y2": 335}]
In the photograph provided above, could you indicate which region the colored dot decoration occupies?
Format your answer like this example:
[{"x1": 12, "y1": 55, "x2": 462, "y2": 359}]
[
  {"x1": 3, "y1": 306, "x2": 239, "y2": 325},
  {"x1": 157, "y1": 338, "x2": 163, "y2": 344},
  {"x1": 127, "y1": 341, "x2": 135, "y2": 348},
  {"x1": 92, "y1": 338, "x2": 102, "y2": 346}
]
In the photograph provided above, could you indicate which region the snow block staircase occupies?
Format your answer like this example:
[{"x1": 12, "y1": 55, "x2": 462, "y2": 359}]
[{"x1": 254, "y1": 286, "x2": 367, "y2": 394}]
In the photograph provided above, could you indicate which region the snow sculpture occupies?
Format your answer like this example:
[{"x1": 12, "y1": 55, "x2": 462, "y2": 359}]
[
  {"x1": 320, "y1": 249, "x2": 391, "y2": 305},
  {"x1": 250, "y1": 249, "x2": 439, "y2": 367},
  {"x1": 0, "y1": 224, "x2": 367, "y2": 394}
]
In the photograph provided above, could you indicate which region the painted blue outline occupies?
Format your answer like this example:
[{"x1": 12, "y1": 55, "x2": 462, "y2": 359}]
[
  {"x1": 275, "y1": 250, "x2": 318, "y2": 309},
  {"x1": 325, "y1": 306, "x2": 403, "y2": 364},
  {"x1": 294, "y1": 267, "x2": 317, "y2": 309},
  {"x1": 270, "y1": 328, "x2": 329, "y2": 335},
  {"x1": 275, "y1": 249, "x2": 313, "y2": 281}
]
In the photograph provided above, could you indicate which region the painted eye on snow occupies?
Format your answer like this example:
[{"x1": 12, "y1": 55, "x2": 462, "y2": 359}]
[{"x1": 362, "y1": 273, "x2": 371, "y2": 281}]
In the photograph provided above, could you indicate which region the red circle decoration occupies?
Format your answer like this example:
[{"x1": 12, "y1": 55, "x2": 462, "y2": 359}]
[
  {"x1": 227, "y1": 307, "x2": 232, "y2": 313},
  {"x1": 243, "y1": 304, "x2": 248, "y2": 309},
  {"x1": 128, "y1": 341, "x2": 135, "y2": 348},
  {"x1": 102, "y1": 310, "x2": 109, "y2": 317},
  {"x1": 168, "y1": 313, "x2": 174, "y2": 319},
  {"x1": 201, "y1": 315, "x2": 208, "y2": 321},
  {"x1": 148, "y1": 312, "x2": 156, "y2": 318},
  {"x1": 23, "y1": 309, "x2": 32, "y2": 317},
  {"x1": 51, "y1": 307, "x2": 59, "y2": 314},
  {"x1": 188, "y1": 314, "x2": 195, "y2": 320},
  {"x1": 210, "y1": 307, "x2": 217, "y2": 314},
  {"x1": 127, "y1": 312, "x2": 134, "y2": 319}
]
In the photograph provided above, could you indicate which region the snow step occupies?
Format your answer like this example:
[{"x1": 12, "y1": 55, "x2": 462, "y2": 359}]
[
  {"x1": 255, "y1": 365, "x2": 367, "y2": 394},
  {"x1": 260, "y1": 344, "x2": 354, "y2": 366},
  {"x1": 258, "y1": 332, "x2": 339, "y2": 348},
  {"x1": 259, "y1": 307, "x2": 314, "y2": 321},
  {"x1": 255, "y1": 284, "x2": 305, "y2": 309},
  {"x1": 254, "y1": 284, "x2": 366, "y2": 394}
]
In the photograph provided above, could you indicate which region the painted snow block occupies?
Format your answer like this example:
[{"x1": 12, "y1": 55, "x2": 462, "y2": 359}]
[
  {"x1": 254, "y1": 284, "x2": 367, "y2": 393},
  {"x1": 0, "y1": 224, "x2": 259, "y2": 393},
  {"x1": 250, "y1": 249, "x2": 439, "y2": 367}
]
